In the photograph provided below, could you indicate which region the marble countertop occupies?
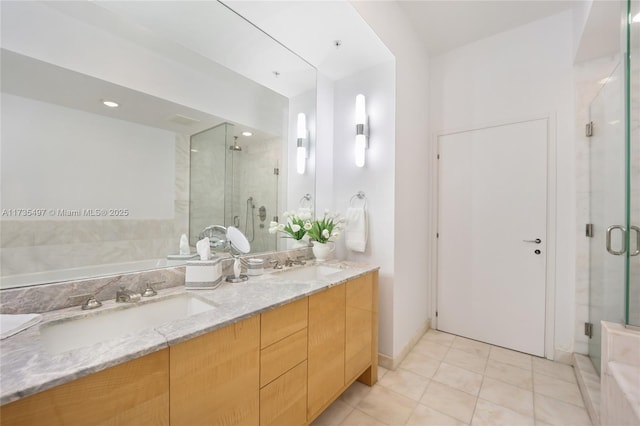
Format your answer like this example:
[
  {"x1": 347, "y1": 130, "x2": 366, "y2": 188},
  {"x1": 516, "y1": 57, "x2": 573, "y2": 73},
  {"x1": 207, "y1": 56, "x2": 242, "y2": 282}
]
[{"x1": 0, "y1": 260, "x2": 378, "y2": 405}]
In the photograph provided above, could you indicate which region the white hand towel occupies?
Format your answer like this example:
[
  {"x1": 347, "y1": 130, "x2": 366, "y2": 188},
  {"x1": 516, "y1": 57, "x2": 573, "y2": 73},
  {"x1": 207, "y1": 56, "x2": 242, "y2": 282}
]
[{"x1": 345, "y1": 207, "x2": 367, "y2": 252}]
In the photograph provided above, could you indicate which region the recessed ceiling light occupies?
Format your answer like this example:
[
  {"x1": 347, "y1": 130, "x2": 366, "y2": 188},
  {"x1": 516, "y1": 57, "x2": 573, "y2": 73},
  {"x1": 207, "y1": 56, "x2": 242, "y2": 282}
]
[
  {"x1": 102, "y1": 100, "x2": 119, "y2": 108},
  {"x1": 242, "y1": 131, "x2": 253, "y2": 137}
]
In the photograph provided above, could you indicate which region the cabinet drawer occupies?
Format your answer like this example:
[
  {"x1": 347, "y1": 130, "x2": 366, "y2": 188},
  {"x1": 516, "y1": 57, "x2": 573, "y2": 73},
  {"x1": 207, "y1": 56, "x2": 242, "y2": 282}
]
[
  {"x1": 261, "y1": 328, "x2": 307, "y2": 386},
  {"x1": 261, "y1": 297, "x2": 308, "y2": 349},
  {"x1": 260, "y1": 360, "x2": 307, "y2": 426}
]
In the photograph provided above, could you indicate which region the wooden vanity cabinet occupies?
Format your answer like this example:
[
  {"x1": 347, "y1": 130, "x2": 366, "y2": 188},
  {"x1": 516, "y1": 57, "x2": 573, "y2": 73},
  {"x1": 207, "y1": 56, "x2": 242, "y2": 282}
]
[
  {"x1": 345, "y1": 272, "x2": 375, "y2": 384},
  {"x1": 169, "y1": 316, "x2": 260, "y2": 426},
  {"x1": 307, "y1": 271, "x2": 379, "y2": 423},
  {"x1": 259, "y1": 298, "x2": 308, "y2": 426},
  {"x1": 307, "y1": 284, "x2": 347, "y2": 419},
  {"x1": 0, "y1": 270, "x2": 378, "y2": 426},
  {"x1": 0, "y1": 348, "x2": 170, "y2": 426}
]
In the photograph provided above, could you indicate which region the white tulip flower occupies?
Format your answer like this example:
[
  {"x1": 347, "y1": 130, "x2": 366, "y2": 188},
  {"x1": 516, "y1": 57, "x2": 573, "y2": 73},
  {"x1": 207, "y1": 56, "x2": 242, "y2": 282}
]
[
  {"x1": 322, "y1": 229, "x2": 330, "y2": 239},
  {"x1": 291, "y1": 224, "x2": 301, "y2": 232},
  {"x1": 304, "y1": 222, "x2": 312, "y2": 231}
]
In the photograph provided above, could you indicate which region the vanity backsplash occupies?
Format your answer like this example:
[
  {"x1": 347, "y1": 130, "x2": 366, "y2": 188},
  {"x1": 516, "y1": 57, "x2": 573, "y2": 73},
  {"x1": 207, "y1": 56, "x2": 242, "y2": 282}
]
[{"x1": 0, "y1": 248, "x2": 311, "y2": 314}]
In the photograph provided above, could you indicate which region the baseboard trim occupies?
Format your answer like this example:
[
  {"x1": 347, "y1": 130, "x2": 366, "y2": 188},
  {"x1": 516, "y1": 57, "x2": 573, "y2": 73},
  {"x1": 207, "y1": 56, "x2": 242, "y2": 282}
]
[{"x1": 377, "y1": 319, "x2": 430, "y2": 371}]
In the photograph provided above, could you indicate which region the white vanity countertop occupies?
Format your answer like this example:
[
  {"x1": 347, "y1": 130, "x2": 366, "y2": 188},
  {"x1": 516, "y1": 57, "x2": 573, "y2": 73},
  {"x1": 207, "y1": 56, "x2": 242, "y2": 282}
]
[{"x1": 0, "y1": 261, "x2": 378, "y2": 405}]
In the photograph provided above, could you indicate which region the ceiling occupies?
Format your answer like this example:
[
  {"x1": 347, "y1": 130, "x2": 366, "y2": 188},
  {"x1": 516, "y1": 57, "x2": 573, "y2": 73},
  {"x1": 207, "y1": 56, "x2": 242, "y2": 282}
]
[
  {"x1": 224, "y1": 1, "x2": 394, "y2": 81},
  {"x1": 396, "y1": 0, "x2": 579, "y2": 55},
  {"x1": 225, "y1": 1, "x2": 582, "y2": 78}
]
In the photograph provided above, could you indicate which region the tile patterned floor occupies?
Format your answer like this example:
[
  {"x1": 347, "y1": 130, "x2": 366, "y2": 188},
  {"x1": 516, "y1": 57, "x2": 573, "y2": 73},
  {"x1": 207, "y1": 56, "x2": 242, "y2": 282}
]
[{"x1": 312, "y1": 330, "x2": 592, "y2": 426}]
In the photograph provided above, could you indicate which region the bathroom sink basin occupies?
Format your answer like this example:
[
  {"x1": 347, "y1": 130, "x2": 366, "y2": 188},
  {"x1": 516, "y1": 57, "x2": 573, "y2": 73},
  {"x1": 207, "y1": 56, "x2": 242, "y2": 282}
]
[
  {"x1": 273, "y1": 265, "x2": 343, "y2": 281},
  {"x1": 40, "y1": 294, "x2": 215, "y2": 354}
]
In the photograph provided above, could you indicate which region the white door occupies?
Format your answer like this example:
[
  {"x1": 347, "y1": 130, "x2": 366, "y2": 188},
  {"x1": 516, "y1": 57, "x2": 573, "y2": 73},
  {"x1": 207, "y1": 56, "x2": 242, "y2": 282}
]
[{"x1": 437, "y1": 119, "x2": 548, "y2": 356}]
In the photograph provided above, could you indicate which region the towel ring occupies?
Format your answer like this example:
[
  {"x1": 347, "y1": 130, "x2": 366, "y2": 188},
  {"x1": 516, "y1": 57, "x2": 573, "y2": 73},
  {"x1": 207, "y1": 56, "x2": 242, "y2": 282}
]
[
  {"x1": 299, "y1": 193, "x2": 312, "y2": 208},
  {"x1": 349, "y1": 191, "x2": 367, "y2": 209}
]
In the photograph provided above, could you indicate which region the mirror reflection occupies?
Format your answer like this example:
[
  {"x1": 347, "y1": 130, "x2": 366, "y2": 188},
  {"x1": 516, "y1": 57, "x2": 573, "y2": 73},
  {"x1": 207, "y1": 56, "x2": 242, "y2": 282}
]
[{"x1": 0, "y1": 1, "x2": 316, "y2": 289}]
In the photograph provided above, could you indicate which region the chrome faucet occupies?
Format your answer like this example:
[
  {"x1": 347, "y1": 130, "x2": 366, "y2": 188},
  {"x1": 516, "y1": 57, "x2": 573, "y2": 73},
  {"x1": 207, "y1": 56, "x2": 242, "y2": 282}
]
[
  {"x1": 284, "y1": 257, "x2": 306, "y2": 267},
  {"x1": 115, "y1": 286, "x2": 141, "y2": 303},
  {"x1": 269, "y1": 259, "x2": 283, "y2": 269}
]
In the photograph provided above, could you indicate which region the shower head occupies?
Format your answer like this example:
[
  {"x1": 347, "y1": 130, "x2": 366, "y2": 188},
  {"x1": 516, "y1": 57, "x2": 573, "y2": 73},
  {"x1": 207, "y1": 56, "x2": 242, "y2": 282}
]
[{"x1": 229, "y1": 136, "x2": 242, "y2": 151}]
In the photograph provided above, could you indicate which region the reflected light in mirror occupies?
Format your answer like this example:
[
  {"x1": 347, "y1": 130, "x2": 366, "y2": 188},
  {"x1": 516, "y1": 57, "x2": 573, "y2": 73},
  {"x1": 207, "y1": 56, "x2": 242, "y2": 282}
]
[{"x1": 296, "y1": 112, "x2": 307, "y2": 174}]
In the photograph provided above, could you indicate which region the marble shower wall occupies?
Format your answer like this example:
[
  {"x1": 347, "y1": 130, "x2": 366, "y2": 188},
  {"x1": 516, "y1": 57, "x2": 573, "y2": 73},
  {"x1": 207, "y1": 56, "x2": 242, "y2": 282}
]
[{"x1": 1, "y1": 134, "x2": 190, "y2": 278}]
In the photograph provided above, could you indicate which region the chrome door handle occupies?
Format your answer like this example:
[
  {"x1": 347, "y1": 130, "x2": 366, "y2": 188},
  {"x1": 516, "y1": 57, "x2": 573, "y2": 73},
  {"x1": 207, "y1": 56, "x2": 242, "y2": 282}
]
[
  {"x1": 523, "y1": 238, "x2": 541, "y2": 244},
  {"x1": 631, "y1": 226, "x2": 640, "y2": 256},
  {"x1": 606, "y1": 225, "x2": 626, "y2": 255}
]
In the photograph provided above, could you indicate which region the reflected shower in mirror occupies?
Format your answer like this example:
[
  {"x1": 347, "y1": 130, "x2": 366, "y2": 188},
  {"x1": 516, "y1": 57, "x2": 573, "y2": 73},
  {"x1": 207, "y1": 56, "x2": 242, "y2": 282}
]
[{"x1": 189, "y1": 123, "x2": 280, "y2": 254}]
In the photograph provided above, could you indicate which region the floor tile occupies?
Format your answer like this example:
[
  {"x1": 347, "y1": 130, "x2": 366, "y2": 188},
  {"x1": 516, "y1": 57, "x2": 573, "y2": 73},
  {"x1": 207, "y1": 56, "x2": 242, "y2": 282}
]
[
  {"x1": 412, "y1": 338, "x2": 451, "y2": 361},
  {"x1": 407, "y1": 403, "x2": 469, "y2": 426},
  {"x1": 422, "y1": 329, "x2": 456, "y2": 346},
  {"x1": 471, "y1": 398, "x2": 535, "y2": 426},
  {"x1": 479, "y1": 376, "x2": 534, "y2": 417},
  {"x1": 489, "y1": 346, "x2": 533, "y2": 371},
  {"x1": 532, "y1": 357, "x2": 577, "y2": 384},
  {"x1": 377, "y1": 365, "x2": 389, "y2": 380},
  {"x1": 533, "y1": 371, "x2": 585, "y2": 407},
  {"x1": 356, "y1": 385, "x2": 418, "y2": 425},
  {"x1": 534, "y1": 393, "x2": 592, "y2": 426},
  {"x1": 420, "y1": 380, "x2": 477, "y2": 423},
  {"x1": 444, "y1": 347, "x2": 489, "y2": 374},
  {"x1": 451, "y1": 336, "x2": 491, "y2": 358},
  {"x1": 432, "y1": 362, "x2": 484, "y2": 396},
  {"x1": 484, "y1": 358, "x2": 533, "y2": 391},
  {"x1": 311, "y1": 399, "x2": 353, "y2": 426},
  {"x1": 340, "y1": 381, "x2": 373, "y2": 408},
  {"x1": 340, "y1": 408, "x2": 387, "y2": 426},
  {"x1": 399, "y1": 352, "x2": 441, "y2": 378},
  {"x1": 378, "y1": 368, "x2": 430, "y2": 401}
]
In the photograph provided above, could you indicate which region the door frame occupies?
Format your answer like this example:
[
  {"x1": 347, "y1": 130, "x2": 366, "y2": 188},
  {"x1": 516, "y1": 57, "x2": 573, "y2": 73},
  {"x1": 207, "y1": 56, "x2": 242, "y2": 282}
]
[{"x1": 428, "y1": 113, "x2": 557, "y2": 360}]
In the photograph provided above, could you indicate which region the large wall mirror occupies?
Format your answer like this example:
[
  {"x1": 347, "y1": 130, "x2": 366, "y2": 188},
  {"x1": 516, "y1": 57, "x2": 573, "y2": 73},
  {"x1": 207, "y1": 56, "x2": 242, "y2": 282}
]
[{"x1": 0, "y1": 1, "x2": 317, "y2": 289}]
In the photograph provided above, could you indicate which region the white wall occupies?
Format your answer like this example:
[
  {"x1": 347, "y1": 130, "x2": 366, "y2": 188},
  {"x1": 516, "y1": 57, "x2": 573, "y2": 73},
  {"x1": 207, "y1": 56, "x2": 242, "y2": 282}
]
[
  {"x1": 1, "y1": 94, "x2": 175, "y2": 218},
  {"x1": 350, "y1": 1, "x2": 431, "y2": 359},
  {"x1": 1, "y1": 1, "x2": 287, "y2": 136},
  {"x1": 331, "y1": 61, "x2": 396, "y2": 356},
  {"x1": 429, "y1": 11, "x2": 577, "y2": 357}
]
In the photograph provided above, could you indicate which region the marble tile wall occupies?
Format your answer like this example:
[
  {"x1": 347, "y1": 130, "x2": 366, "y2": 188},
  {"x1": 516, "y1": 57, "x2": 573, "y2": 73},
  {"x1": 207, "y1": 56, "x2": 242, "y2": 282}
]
[
  {"x1": 0, "y1": 246, "x2": 310, "y2": 314},
  {"x1": 1, "y1": 134, "x2": 190, "y2": 280}
]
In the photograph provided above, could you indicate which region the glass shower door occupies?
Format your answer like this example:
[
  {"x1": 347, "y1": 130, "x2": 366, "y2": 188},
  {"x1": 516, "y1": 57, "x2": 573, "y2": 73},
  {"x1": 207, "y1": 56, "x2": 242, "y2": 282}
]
[
  {"x1": 588, "y1": 62, "x2": 627, "y2": 373},
  {"x1": 626, "y1": 0, "x2": 640, "y2": 328}
]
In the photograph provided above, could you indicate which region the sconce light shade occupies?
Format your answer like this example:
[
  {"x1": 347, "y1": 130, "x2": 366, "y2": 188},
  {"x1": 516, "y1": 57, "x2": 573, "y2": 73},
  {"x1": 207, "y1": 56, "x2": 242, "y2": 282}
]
[
  {"x1": 296, "y1": 113, "x2": 307, "y2": 175},
  {"x1": 355, "y1": 94, "x2": 366, "y2": 126},
  {"x1": 355, "y1": 94, "x2": 368, "y2": 168}
]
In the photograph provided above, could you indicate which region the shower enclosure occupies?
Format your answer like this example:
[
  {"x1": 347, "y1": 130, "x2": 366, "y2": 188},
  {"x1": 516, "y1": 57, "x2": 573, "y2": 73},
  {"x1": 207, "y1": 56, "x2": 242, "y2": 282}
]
[
  {"x1": 189, "y1": 122, "x2": 279, "y2": 254},
  {"x1": 587, "y1": 0, "x2": 639, "y2": 372}
]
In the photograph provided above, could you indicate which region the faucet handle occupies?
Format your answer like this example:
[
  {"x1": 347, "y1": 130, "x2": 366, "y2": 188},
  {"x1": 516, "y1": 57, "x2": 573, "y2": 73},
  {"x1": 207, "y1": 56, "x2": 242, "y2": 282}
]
[
  {"x1": 81, "y1": 296, "x2": 102, "y2": 310},
  {"x1": 142, "y1": 283, "x2": 158, "y2": 297}
]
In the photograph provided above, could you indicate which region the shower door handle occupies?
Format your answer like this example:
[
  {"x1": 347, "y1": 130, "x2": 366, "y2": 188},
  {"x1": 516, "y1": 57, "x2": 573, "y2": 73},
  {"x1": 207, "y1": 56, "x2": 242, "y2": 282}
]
[
  {"x1": 606, "y1": 225, "x2": 626, "y2": 255},
  {"x1": 631, "y1": 226, "x2": 640, "y2": 256}
]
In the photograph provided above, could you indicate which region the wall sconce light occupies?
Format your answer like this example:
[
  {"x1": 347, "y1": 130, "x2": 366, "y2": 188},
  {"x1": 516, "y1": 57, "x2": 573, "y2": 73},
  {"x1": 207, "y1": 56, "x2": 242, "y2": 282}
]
[
  {"x1": 355, "y1": 94, "x2": 369, "y2": 167},
  {"x1": 296, "y1": 112, "x2": 308, "y2": 174}
]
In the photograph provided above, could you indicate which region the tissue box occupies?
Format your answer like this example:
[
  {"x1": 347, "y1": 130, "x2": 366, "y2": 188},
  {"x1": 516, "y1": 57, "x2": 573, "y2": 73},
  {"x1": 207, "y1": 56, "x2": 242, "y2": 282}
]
[{"x1": 185, "y1": 257, "x2": 222, "y2": 289}]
